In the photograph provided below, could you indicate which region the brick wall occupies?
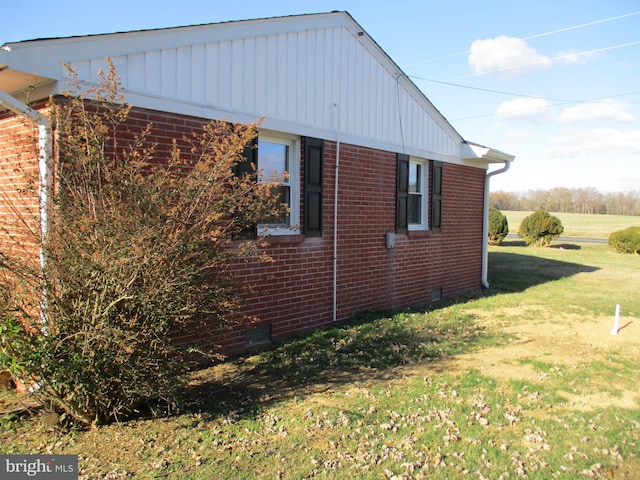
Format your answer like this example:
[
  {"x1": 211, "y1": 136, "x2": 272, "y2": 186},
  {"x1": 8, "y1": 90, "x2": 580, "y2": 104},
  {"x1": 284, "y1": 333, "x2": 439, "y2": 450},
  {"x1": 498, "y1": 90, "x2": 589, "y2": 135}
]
[
  {"x1": 0, "y1": 110, "x2": 42, "y2": 264},
  {"x1": 216, "y1": 139, "x2": 487, "y2": 356},
  {"x1": 1, "y1": 104, "x2": 487, "y2": 357}
]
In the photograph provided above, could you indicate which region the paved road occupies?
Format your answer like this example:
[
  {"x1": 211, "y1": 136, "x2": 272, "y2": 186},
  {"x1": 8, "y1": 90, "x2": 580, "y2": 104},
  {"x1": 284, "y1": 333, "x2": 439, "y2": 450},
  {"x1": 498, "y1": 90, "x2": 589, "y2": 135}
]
[{"x1": 506, "y1": 234, "x2": 607, "y2": 244}]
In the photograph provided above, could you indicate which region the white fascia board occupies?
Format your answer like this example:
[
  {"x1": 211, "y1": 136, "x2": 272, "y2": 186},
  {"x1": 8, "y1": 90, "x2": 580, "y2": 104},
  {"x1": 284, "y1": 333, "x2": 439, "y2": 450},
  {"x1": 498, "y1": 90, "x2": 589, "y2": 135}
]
[
  {"x1": 0, "y1": 88, "x2": 49, "y2": 125},
  {"x1": 0, "y1": 46, "x2": 9, "y2": 67},
  {"x1": 121, "y1": 89, "x2": 463, "y2": 165},
  {"x1": 462, "y1": 142, "x2": 515, "y2": 165}
]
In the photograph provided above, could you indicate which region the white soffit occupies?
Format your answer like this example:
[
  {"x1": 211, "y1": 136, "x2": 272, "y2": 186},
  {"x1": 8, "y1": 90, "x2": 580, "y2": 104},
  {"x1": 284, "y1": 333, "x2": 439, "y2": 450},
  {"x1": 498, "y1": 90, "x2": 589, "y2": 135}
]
[{"x1": 462, "y1": 142, "x2": 515, "y2": 165}]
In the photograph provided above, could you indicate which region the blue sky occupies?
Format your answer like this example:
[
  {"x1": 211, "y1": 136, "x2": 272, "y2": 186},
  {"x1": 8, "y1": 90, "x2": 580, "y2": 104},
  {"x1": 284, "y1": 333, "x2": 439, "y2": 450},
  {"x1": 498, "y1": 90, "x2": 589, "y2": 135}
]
[{"x1": 3, "y1": 0, "x2": 639, "y2": 193}]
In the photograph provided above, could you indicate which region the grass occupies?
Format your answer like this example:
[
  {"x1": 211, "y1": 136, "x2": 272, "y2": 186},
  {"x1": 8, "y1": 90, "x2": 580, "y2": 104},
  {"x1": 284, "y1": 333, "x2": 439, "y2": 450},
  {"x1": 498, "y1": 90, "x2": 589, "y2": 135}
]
[
  {"x1": 1, "y1": 243, "x2": 639, "y2": 479},
  {"x1": 502, "y1": 210, "x2": 639, "y2": 238}
]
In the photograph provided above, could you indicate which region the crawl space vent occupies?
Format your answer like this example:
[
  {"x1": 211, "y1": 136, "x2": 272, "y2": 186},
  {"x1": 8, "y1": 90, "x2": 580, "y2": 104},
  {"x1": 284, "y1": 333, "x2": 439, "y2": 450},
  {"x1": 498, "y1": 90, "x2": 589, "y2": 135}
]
[{"x1": 246, "y1": 324, "x2": 271, "y2": 346}]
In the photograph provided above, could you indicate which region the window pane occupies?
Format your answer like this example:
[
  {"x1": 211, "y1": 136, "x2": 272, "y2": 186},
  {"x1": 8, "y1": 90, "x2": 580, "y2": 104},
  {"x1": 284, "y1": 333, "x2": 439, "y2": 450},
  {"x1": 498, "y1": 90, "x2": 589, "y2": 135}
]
[
  {"x1": 409, "y1": 163, "x2": 421, "y2": 193},
  {"x1": 259, "y1": 141, "x2": 289, "y2": 182},
  {"x1": 409, "y1": 193, "x2": 421, "y2": 224},
  {"x1": 263, "y1": 185, "x2": 290, "y2": 225}
]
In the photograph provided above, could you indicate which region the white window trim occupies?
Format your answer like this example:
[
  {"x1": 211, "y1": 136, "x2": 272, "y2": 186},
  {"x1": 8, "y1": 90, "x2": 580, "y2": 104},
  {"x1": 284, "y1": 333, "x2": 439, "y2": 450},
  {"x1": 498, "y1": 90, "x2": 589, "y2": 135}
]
[
  {"x1": 257, "y1": 132, "x2": 300, "y2": 236},
  {"x1": 408, "y1": 157, "x2": 429, "y2": 231}
]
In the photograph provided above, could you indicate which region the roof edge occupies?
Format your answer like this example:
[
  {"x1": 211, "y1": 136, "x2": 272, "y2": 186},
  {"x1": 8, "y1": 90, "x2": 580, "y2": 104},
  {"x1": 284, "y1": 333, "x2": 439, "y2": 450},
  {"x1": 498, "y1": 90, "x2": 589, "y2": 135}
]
[
  {"x1": 462, "y1": 141, "x2": 515, "y2": 164},
  {"x1": 2, "y1": 11, "x2": 351, "y2": 46}
]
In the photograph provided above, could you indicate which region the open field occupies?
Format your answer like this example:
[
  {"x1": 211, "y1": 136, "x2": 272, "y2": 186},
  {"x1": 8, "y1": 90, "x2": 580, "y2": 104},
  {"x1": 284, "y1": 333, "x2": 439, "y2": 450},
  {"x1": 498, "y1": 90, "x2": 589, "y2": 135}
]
[
  {"x1": 1, "y1": 243, "x2": 639, "y2": 478},
  {"x1": 502, "y1": 211, "x2": 639, "y2": 238}
]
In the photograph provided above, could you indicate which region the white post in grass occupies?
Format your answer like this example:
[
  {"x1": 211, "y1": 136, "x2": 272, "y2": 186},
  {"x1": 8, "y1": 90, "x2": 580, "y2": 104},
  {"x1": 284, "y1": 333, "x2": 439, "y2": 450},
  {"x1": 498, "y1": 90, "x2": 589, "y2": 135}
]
[{"x1": 611, "y1": 304, "x2": 621, "y2": 335}]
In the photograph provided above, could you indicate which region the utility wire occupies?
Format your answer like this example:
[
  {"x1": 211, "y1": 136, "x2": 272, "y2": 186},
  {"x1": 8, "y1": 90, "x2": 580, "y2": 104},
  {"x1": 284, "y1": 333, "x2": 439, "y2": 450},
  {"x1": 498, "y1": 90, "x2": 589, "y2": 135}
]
[
  {"x1": 410, "y1": 75, "x2": 640, "y2": 105},
  {"x1": 404, "y1": 10, "x2": 640, "y2": 67},
  {"x1": 407, "y1": 75, "x2": 640, "y2": 121},
  {"x1": 523, "y1": 10, "x2": 640, "y2": 40},
  {"x1": 408, "y1": 75, "x2": 572, "y2": 102},
  {"x1": 456, "y1": 40, "x2": 640, "y2": 79},
  {"x1": 452, "y1": 91, "x2": 640, "y2": 121}
]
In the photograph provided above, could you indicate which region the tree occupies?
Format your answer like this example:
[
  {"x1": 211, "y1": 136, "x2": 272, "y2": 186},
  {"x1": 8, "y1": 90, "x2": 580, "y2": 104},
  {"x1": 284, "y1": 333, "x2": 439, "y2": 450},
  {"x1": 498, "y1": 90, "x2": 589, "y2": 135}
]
[
  {"x1": 488, "y1": 208, "x2": 509, "y2": 245},
  {"x1": 489, "y1": 190, "x2": 519, "y2": 211},
  {"x1": 489, "y1": 188, "x2": 640, "y2": 216},
  {"x1": 0, "y1": 60, "x2": 283, "y2": 426},
  {"x1": 518, "y1": 210, "x2": 564, "y2": 247}
]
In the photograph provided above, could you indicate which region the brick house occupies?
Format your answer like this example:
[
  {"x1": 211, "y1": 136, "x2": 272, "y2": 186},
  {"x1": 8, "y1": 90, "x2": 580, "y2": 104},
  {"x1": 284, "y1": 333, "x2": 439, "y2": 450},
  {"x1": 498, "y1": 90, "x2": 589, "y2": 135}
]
[{"x1": 0, "y1": 12, "x2": 514, "y2": 355}]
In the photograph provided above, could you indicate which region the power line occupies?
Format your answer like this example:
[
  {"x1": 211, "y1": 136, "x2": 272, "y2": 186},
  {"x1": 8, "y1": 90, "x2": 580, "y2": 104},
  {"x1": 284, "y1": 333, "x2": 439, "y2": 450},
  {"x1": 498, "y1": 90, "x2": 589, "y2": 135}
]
[
  {"x1": 456, "y1": 40, "x2": 640, "y2": 79},
  {"x1": 409, "y1": 70, "x2": 639, "y2": 126},
  {"x1": 408, "y1": 75, "x2": 572, "y2": 102},
  {"x1": 408, "y1": 75, "x2": 640, "y2": 120},
  {"x1": 452, "y1": 91, "x2": 640, "y2": 121},
  {"x1": 523, "y1": 10, "x2": 640, "y2": 40},
  {"x1": 404, "y1": 10, "x2": 640, "y2": 67},
  {"x1": 411, "y1": 73, "x2": 640, "y2": 105}
]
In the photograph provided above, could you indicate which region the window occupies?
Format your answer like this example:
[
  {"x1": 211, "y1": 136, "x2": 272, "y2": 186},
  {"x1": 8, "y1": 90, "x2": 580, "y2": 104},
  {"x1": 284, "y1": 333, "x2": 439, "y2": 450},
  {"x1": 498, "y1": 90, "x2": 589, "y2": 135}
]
[
  {"x1": 257, "y1": 134, "x2": 300, "y2": 234},
  {"x1": 408, "y1": 158, "x2": 428, "y2": 230},
  {"x1": 397, "y1": 154, "x2": 431, "y2": 232},
  {"x1": 236, "y1": 133, "x2": 323, "y2": 237}
]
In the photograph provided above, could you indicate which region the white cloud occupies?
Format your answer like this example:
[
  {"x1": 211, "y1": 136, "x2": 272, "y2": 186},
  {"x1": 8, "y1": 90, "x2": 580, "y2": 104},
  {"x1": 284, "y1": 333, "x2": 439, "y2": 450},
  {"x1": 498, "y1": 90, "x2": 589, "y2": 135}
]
[
  {"x1": 547, "y1": 129, "x2": 640, "y2": 157},
  {"x1": 495, "y1": 97, "x2": 553, "y2": 122},
  {"x1": 558, "y1": 99, "x2": 637, "y2": 123},
  {"x1": 469, "y1": 36, "x2": 552, "y2": 79}
]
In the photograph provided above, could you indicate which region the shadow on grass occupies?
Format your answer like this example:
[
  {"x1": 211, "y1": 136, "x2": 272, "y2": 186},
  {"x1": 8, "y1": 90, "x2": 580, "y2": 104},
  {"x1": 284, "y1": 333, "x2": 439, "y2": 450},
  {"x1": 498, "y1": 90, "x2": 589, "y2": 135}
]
[
  {"x1": 182, "y1": 307, "x2": 492, "y2": 420},
  {"x1": 500, "y1": 239, "x2": 582, "y2": 250},
  {"x1": 551, "y1": 243, "x2": 582, "y2": 250},
  {"x1": 488, "y1": 250, "x2": 599, "y2": 294},
  {"x1": 180, "y1": 248, "x2": 600, "y2": 421}
]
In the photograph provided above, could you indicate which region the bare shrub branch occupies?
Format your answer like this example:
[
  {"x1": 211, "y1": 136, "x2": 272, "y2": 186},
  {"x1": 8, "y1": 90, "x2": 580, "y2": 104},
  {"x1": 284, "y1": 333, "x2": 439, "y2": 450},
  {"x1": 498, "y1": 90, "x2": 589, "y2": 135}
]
[{"x1": 0, "y1": 58, "x2": 283, "y2": 426}]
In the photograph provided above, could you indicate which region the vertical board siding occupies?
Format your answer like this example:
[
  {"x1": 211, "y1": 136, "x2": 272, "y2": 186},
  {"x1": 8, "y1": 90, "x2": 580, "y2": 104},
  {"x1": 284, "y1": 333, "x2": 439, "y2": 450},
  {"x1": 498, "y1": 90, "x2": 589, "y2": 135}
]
[
  {"x1": 191, "y1": 44, "x2": 206, "y2": 102},
  {"x1": 145, "y1": 50, "x2": 161, "y2": 94},
  {"x1": 127, "y1": 53, "x2": 145, "y2": 91},
  {"x1": 67, "y1": 21, "x2": 461, "y2": 163},
  {"x1": 176, "y1": 46, "x2": 192, "y2": 100}
]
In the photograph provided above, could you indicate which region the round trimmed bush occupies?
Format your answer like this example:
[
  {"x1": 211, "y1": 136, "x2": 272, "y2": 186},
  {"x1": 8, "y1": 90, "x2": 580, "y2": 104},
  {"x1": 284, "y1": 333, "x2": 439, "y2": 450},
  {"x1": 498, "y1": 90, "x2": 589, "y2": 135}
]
[
  {"x1": 488, "y1": 208, "x2": 509, "y2": 245},
  {"x1": 518, "y1": 210, "x2": 564, "y2": 247},
  {"x1": 609, "y1": 226, "x2": 640, "y2": 254}
]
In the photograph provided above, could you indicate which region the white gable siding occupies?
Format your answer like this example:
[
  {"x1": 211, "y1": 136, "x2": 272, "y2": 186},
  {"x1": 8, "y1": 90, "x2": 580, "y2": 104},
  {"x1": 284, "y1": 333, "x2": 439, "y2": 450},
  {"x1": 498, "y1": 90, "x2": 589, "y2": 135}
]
[{"x1": 11, "y1": 13, "x2": 461, "y2": 162}]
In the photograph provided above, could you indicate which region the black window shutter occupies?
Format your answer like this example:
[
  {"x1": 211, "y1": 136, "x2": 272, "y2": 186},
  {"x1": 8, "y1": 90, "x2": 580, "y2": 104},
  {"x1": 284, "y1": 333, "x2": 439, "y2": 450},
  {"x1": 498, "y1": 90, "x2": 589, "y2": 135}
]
[
  {"x1": 234, "y1": 136, "x2": 258, "y2": 239},
  {"x1": 235, "y1": 136, "x2": 257, "y2": 178},
  {"x1": 396, "y1": 153, "x2": 409, "y2": 233},
  {"x1": 304, "y1": 137, "x2": 324, "y2": 237},
  {"x1": 431, "y1": 160, "x2": 443, "y2": 231}
]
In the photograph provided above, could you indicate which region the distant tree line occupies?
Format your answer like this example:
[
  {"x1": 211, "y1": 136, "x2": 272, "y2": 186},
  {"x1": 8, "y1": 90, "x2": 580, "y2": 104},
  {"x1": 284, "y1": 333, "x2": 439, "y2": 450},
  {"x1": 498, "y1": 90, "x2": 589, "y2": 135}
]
[{"x1": 490, "y1": 188, "x2": 640, "y2": 216}]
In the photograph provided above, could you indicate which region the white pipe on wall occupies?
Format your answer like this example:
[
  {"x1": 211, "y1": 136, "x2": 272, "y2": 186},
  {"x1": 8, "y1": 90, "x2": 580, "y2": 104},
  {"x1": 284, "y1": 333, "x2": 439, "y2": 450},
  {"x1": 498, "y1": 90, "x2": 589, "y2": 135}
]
[
  {"x1": 333, "y1": 103, "x2": 341, "y2": 322},
  {"x1": 482, "y1": 161, "x2": 510, "y2": 288},
  {"x1": 0, "y1": 91, "x2": 51, "y2": 267},
  {"x1": 0, "y1": 91, "x2": 52, "y2": 330}
]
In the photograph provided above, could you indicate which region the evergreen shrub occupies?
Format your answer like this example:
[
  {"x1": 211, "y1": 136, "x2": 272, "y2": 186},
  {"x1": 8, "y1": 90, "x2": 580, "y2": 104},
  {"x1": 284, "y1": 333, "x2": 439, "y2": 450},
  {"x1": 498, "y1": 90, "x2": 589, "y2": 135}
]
[
  {"x1": 609, "y1": 226, "x2": 640, "y2": 254},
  {"x1": 518, "y1": 210, "x2": 564, "y2": 247},
  {"x1": 488, "y1": 208, "x2": 509, "y2": 245}
]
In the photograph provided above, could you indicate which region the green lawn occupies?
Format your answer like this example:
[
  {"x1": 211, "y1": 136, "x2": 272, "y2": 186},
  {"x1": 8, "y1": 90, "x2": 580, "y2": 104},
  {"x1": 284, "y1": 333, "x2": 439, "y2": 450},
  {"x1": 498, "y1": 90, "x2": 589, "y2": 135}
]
[
  {"x1": 2, "y1": 243, "x2": 639, "y2": 478},
  {"x1": 502, "y1": 211, "x2": 639, "y2": 238}
]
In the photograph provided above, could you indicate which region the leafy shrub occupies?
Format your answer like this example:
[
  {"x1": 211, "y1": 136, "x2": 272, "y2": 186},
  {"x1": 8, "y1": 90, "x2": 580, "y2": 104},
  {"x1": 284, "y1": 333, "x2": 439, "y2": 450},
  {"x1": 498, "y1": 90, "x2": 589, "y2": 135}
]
[
  {"x1": 0, "y1": 60, "x2": 282, "y2": 426},
  {"x1": 488, "y1": 208, "x2": 509, "y2": 245},
  {"x1": 518, "y1": 210, "x2": 564, "y2": 247},
  {"x1": 609, "y1": 226, "x2": 640, "y2": 254}
]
